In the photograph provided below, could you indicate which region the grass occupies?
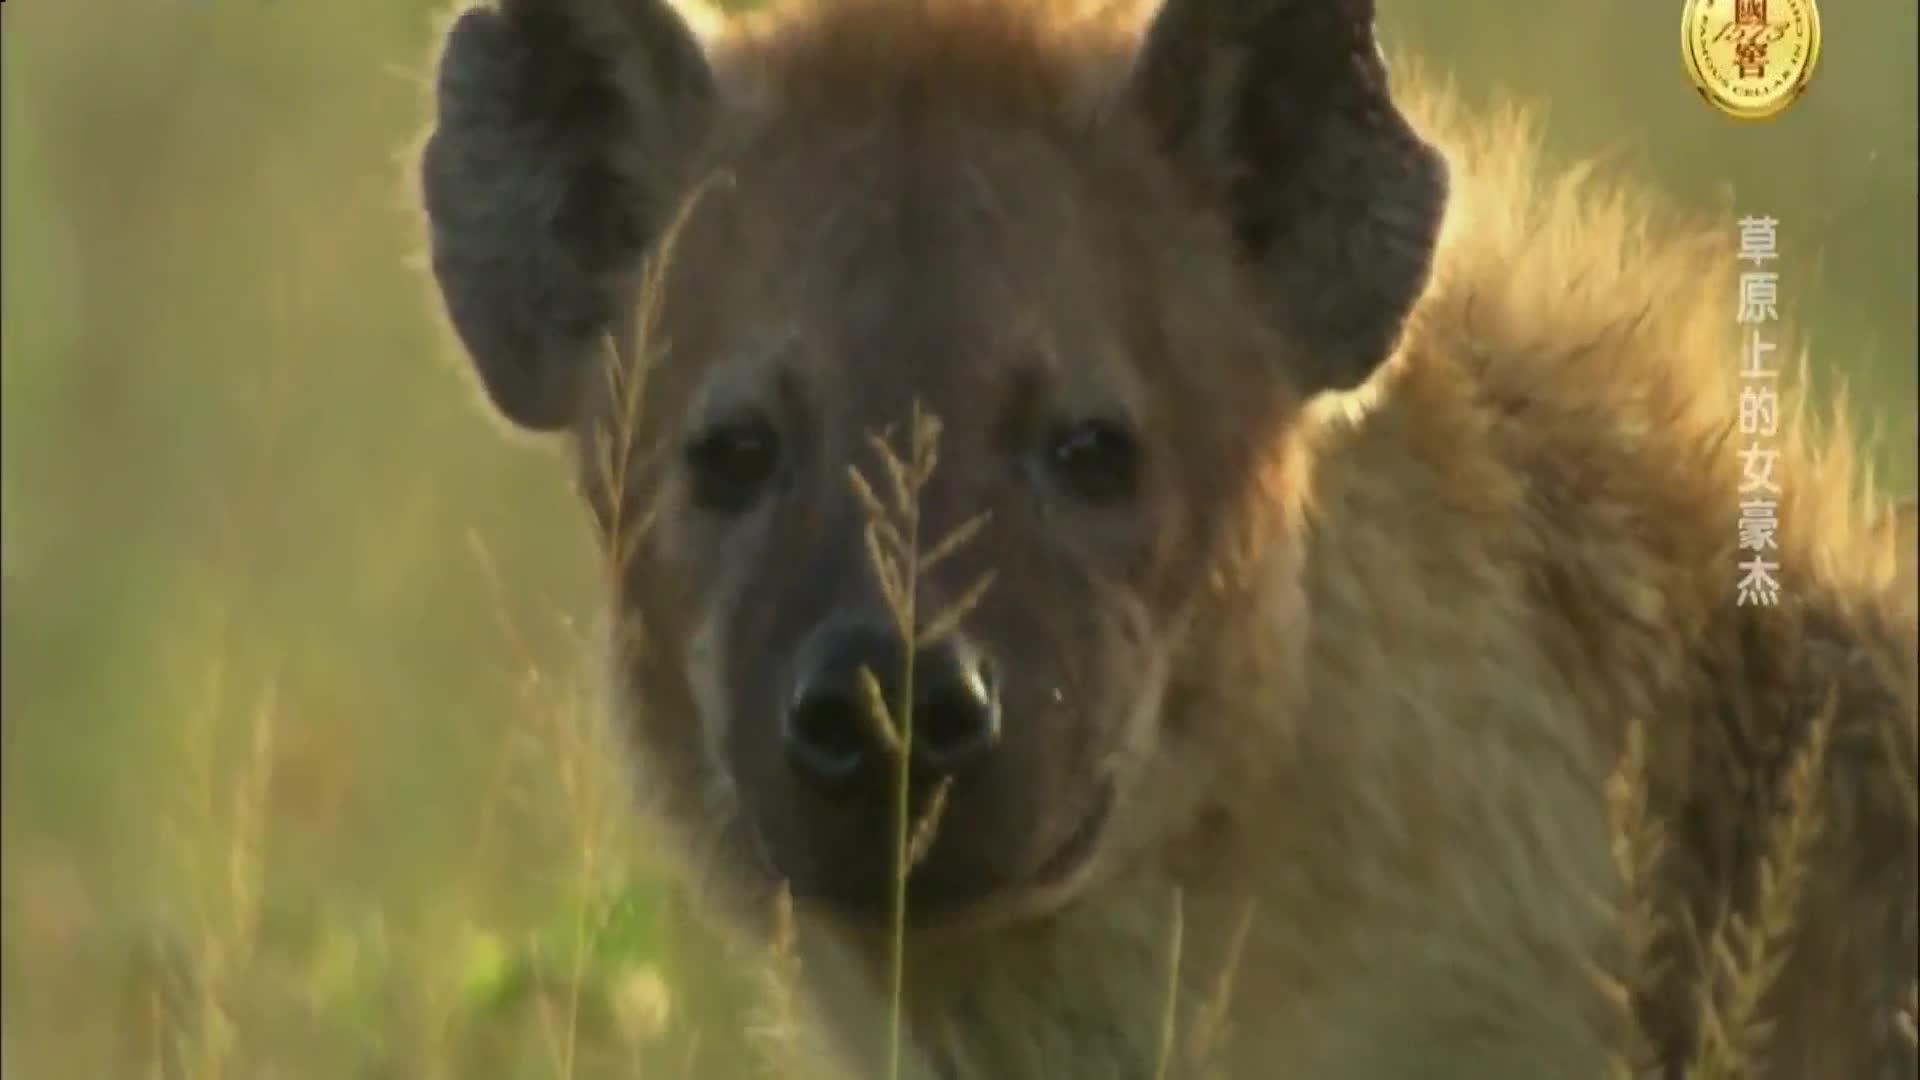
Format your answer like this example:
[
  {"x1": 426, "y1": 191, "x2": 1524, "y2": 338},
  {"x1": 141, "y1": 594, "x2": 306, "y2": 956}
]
[
  {"x1": 1, "y1": 1, "x2": 1914, "y2": 1078},
  {"x1": 845, "y1": 402, "x2": 996, "y2": 1079},
  {"x1": 1683, "y1": 693, "x2": 1834, "y2": 1080},
  {"x1": 1601, "y1": 675, "x2": 1920, "y2": 1080}
]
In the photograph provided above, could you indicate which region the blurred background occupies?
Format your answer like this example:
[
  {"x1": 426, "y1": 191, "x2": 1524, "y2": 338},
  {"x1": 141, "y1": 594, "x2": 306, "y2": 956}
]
[{"x1": 2, "y1": 2, "x2": 1913, "y2": 1077}]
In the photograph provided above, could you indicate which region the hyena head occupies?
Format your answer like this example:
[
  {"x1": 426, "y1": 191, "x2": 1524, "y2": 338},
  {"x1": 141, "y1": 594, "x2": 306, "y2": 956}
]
[{"x1": 420, "y1": 0, "x2": 1446, "y2": 930}]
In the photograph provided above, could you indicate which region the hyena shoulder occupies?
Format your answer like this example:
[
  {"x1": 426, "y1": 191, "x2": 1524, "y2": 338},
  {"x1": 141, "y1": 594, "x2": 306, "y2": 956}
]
[{"x1": 1245, "y1": 86, "x2": 1920, "y2": 1078}]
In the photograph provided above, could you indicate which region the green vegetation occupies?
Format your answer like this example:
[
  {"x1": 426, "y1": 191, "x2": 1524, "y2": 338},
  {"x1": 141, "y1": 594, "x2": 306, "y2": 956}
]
[{"x1": 2, "y1": 2, "x2": 1912, "y2": 1078}]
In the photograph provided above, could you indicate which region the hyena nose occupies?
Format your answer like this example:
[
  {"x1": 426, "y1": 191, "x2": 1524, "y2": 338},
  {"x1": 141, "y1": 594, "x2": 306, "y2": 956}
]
[{"x1": 784, "y1": 623, "x2": 1002, "y2": 789}]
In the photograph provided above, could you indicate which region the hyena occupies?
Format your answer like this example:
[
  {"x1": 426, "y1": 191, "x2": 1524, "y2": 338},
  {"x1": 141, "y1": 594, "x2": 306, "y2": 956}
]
[{"x1": 416, "y1": 0, "x2": 1920, "y2": 1075}]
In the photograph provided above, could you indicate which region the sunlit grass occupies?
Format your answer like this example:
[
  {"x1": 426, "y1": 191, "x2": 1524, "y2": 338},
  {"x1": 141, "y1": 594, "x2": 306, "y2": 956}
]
[{"x1": 846, "y1": 401, "x2": 995, "y2": 1080}]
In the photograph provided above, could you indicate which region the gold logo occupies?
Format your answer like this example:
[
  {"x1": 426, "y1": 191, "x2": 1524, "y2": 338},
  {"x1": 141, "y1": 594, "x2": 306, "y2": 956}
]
[{"x1": 1681, "y1": 0, "x2": 1821, "y2": 121}]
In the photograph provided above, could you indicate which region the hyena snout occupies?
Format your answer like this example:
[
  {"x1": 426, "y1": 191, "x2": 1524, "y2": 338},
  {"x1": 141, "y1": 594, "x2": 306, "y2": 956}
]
[{"x1": 784, "y1": 621, "x2": 1002, "y2": 791}]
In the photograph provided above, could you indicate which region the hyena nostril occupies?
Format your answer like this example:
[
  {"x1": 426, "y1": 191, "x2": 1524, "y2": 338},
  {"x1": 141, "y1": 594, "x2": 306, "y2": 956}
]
[
  {"x1": 782, "y1": 621, "x2": 904, "y2": 789},
  {"x1": 911, "y1": 642, "x2": 1000, "y2": 774},
  {"x1": 784, "y1": 689, "x2": 872, "y2": 787}
]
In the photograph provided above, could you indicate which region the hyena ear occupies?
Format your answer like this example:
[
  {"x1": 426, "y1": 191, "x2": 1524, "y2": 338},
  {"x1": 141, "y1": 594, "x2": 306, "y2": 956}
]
[
  {"x1": 1124, "y1": 0, "x2": 1448, "y2": 395},
  {"x1": 420, "y1": 0, "x2": 715, "y2": 431}
]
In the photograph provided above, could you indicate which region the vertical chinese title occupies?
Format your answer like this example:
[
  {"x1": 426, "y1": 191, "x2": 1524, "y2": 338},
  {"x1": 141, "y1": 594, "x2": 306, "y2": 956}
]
[{"x1": 1735, "y1": 213, "x2": 1782, "y2": 606}]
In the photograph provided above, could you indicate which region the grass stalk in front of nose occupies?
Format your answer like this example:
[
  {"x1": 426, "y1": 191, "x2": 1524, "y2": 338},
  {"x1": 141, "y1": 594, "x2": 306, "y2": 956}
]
[{"x1": 849, "y1": 400, "x2": 994, "y2": 1080}]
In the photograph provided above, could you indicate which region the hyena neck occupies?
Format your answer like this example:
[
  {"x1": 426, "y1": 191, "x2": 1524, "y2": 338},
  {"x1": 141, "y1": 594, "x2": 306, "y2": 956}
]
[{"x1": 1169, "y1": 346, "x2": 1645, "y2": 1070}]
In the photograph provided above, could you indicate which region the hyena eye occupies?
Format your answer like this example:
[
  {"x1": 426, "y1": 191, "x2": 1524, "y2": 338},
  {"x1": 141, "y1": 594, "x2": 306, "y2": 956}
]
[
  {"x1": 685, "y1": 416, "x2": 781, "y2": 514},
  {"x1": 1045, "y1": 418, "x2": 1140, "y2": 504}
]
